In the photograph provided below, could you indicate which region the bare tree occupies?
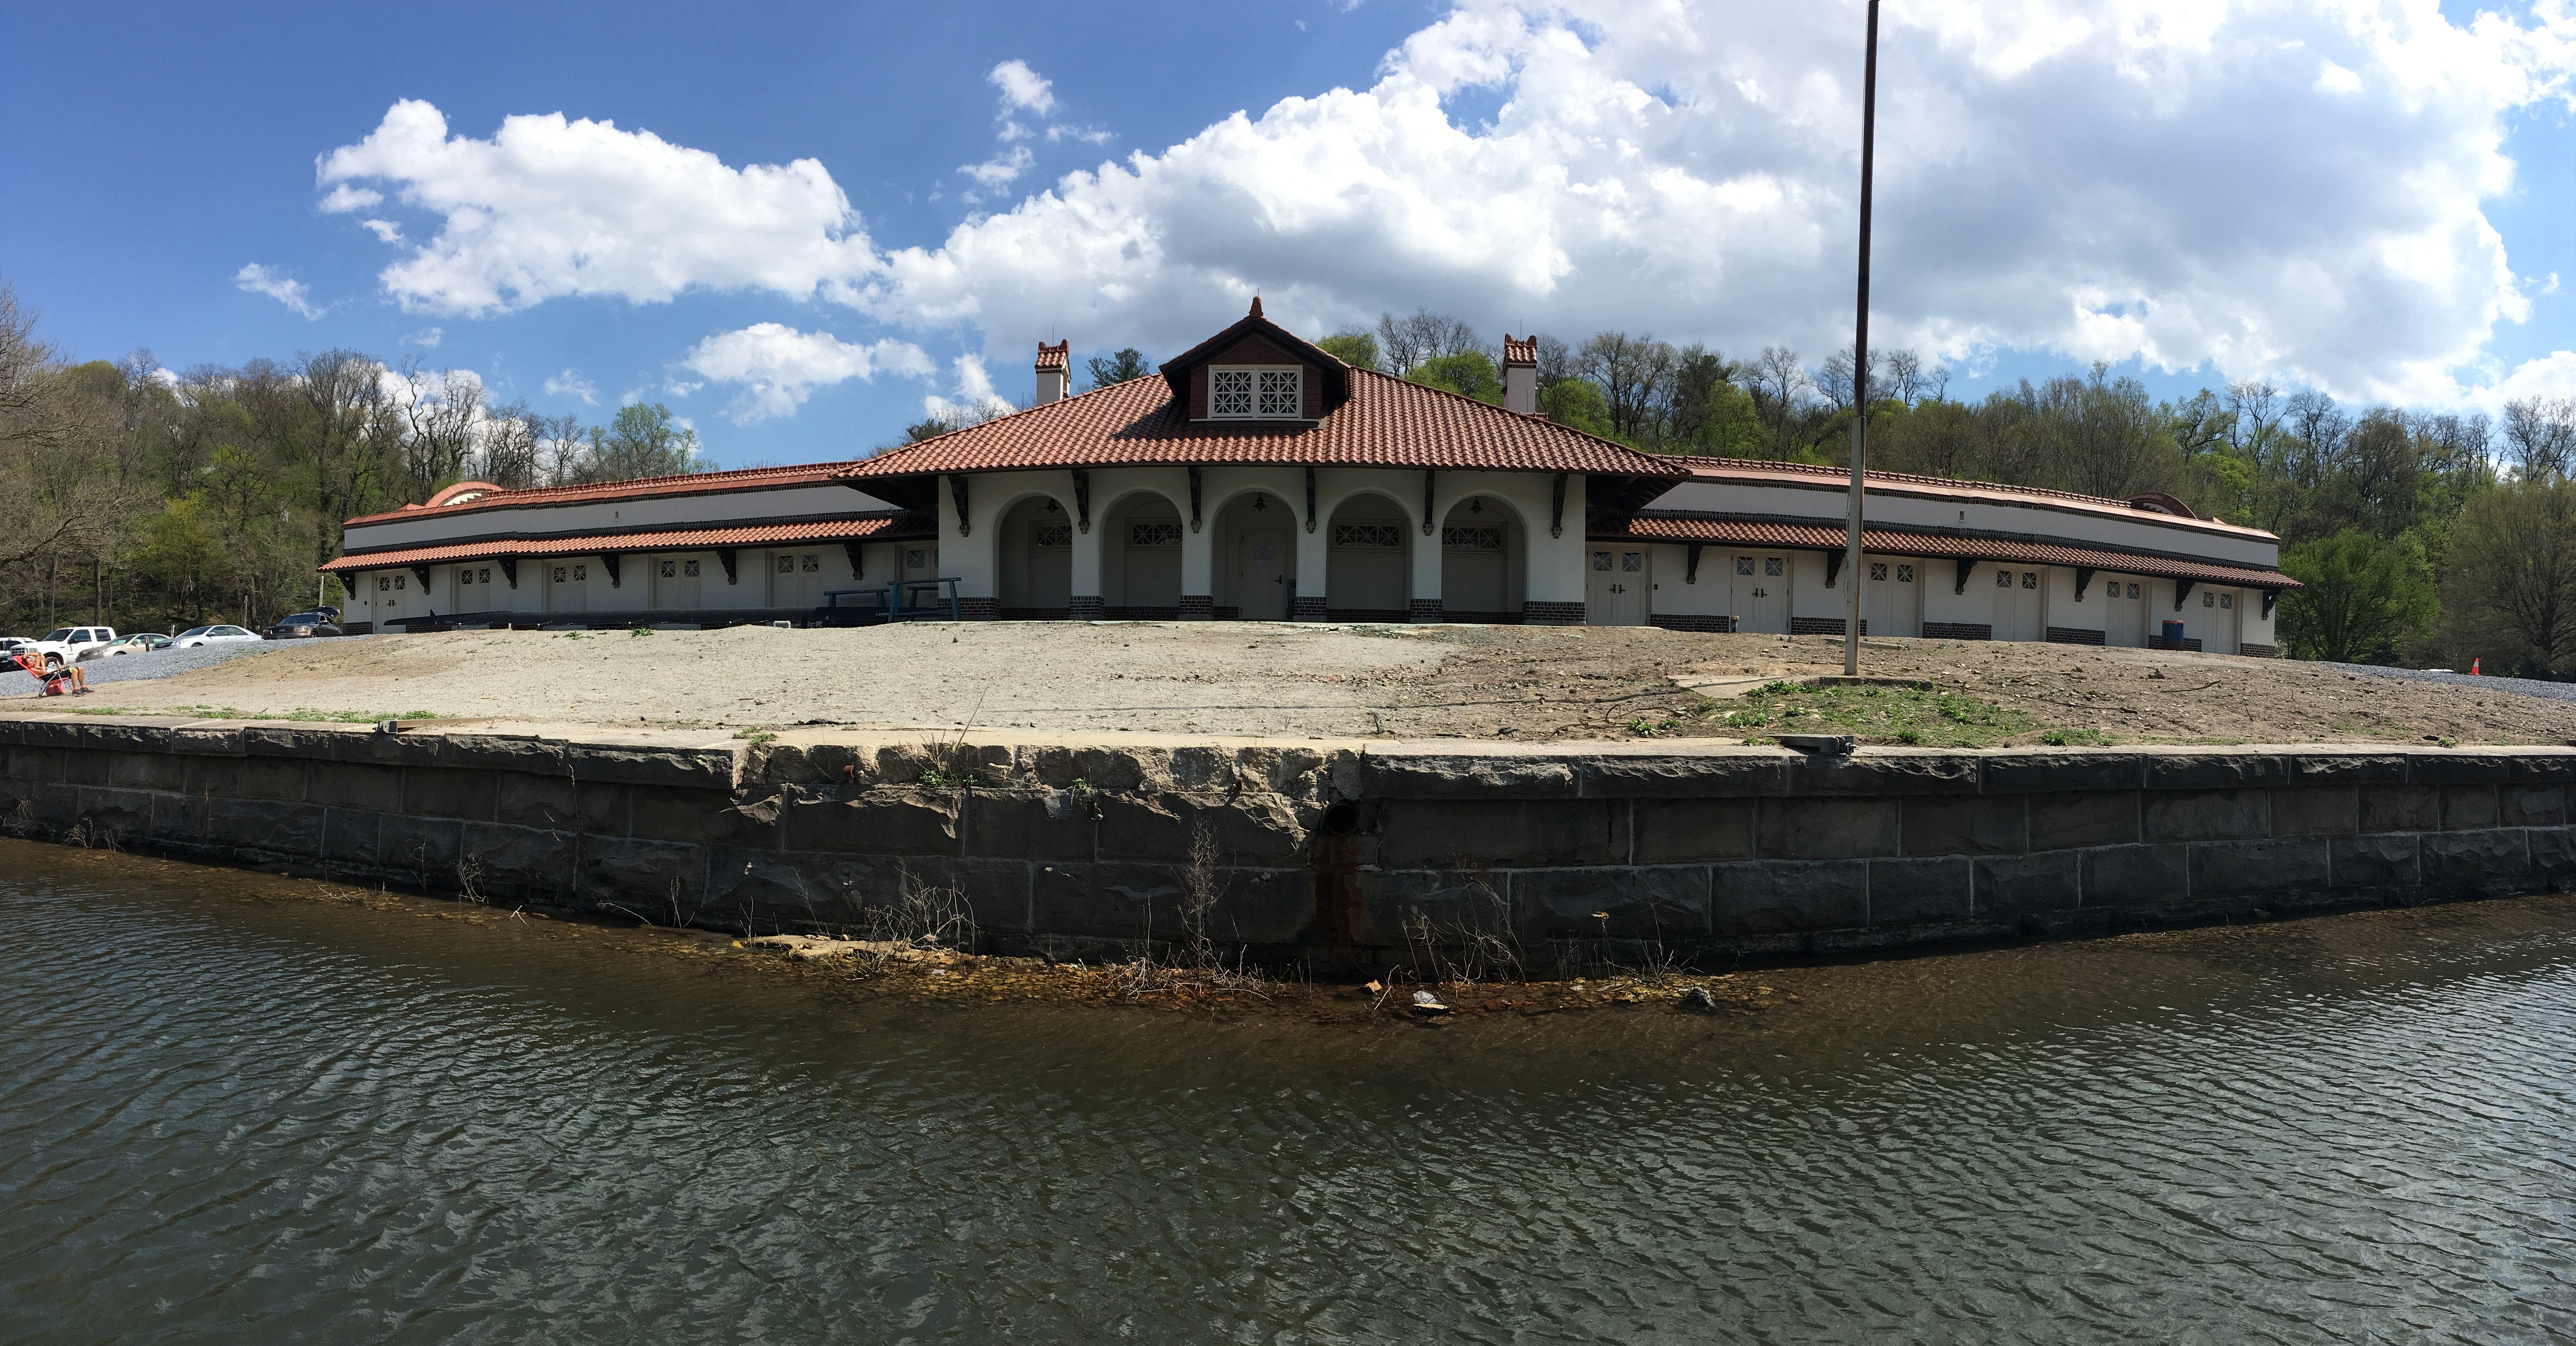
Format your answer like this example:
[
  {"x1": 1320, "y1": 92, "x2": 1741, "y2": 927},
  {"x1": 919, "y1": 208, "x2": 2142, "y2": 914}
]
[
  {"x1": 1373, "y1": 308, "x2": 1483, "y2": 375},
  {"x1": 476, "y1": 400, "x2": 544, "y2": 489},
  {"x1": 1815, "y1": 343, "x2": 1888, "y2": 411},
  {"x1": 2503, "y1": 396, "x2": 2576, "y2": 481},
  {"x1": 1574, "y1": 332, "x2": 1678, "y2": 443},
  {"x1": 392, "y1": 357, "x2": 486, "y2": 501},
  {"x1": 1747, "y1": 346, "x2": 1811, "y2": 425}
]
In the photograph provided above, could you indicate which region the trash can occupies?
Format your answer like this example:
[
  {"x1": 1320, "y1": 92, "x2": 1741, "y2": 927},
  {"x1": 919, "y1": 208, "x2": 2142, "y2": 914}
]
[{"x1": 2161, "y1": 620, "x2": 2186, "y2": 647}]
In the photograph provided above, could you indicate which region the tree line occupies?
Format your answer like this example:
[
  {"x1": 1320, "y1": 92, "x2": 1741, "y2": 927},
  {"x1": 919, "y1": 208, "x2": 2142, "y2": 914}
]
[{"x1": 0, "y1": 283, "x2": 708, "y2": 635}]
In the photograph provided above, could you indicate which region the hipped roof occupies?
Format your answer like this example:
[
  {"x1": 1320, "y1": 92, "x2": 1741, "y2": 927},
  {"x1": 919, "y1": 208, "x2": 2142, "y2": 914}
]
[
  {"x1": 1600, "y1": 511, "x2": 2300, "y2": 590},
  {"x1": 320, "y1": 513, "x2": 932, "y2": 573}
]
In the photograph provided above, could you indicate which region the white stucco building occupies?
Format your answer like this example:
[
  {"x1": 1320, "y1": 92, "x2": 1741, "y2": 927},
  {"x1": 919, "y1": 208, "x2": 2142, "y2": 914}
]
[{"x1": 325, "y1": 304, "x2": 2293, "y2": 655}]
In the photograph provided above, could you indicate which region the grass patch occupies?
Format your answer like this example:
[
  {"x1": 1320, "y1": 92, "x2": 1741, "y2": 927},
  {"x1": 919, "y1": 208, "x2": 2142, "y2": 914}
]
[
  {"x1": 1689, "y1": 680, "x2": 2043, "y2": 748},
  {"x1": 67, "y1": 704, "x2": 451, "y2": 724}
]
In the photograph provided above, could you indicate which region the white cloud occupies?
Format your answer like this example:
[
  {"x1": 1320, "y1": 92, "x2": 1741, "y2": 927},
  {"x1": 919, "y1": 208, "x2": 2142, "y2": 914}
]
[
  {"x1": 234, "y1": 263, "x2": 322, "y2": 319},
  {"x1": 402, "y1": 326, "x2": 443, "y2": 347},
  {"x1": 989, "y1": 59, "x2": 1056, "y2": 115},
  {"x1": 961, "y1": 144, "x2": 1035, "y2": 187},
  {"x1": 318, "y1": 99, "x2": 879, "y2": 316},
  {"x1": 544, "y1": 369, "x2": 599, "y2": 403},
  {"x1": 361, "y1": 219, "x2": 404, "y2": 244},
  {"x1": 320, "y1": 184, "x2": 381, "y2": 211},
  {"x1": 680, "y1": 322, "x2": 936, "y2": 423},
  {"x1": 2316, "y1": 59, "x2": 2362, "y2": 94}
]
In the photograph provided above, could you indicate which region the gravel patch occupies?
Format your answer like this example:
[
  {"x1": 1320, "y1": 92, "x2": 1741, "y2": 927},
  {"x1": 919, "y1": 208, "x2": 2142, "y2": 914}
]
[
  {"x1": 2321, "y1": 661, "x2": 2576, "y2": 706},
  {"x1": 1, "y1": 638, "x2": 372, "y2": 700}
]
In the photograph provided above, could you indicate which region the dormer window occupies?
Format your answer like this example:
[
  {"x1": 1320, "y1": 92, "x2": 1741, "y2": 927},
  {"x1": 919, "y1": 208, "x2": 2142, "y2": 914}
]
[{"x1": 1210, "y1": 366, "x2": 1302, "y2": 420}]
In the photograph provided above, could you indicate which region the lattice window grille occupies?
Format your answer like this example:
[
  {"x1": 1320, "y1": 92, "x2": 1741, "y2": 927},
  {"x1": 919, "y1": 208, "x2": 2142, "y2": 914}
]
[
  {"x1": 1735, "y1": 556, "x2": 1755, "y2": 575},
  {"x1": 2204, "y1": 590, "x2": 2216, "y2": 607},
  {"x1": 1337, "y1": 523, "x2": 1404, "y2": 549},
  {"x1": 1591, "y1": 550, "x2": 1614, "y2": 572},
  {"x1": 1442, "y1": 525, "x2": 1504, "y2": 550},
  {"x1": 904, "y1": 549, "x2": 927, "y2": 570},
  {"x1": 1869, "y1": 563, "x2": 1887, "y2": 581},
  {"x1": 2127, "y1": 583, "x2": 2140, "y2": 598},
  {"x1": 1258, "y1": 369, "x2": 1301, "y2": 417},
  {"x1": 573, "y1": 565, "x2": 587, "y2": 582},
  {"x1": 777, "y1": 555, "x2": 795, "y2": 574},
  {"x1": 1130, "y1": 521, "x2": 1183, "y2": 548},
  {"x1": 1210, "y1": 368, "x2": 1254, "y2": 417},
  {"x1": 1032, "y1": 523, "x2": 1073, "y2": 549},
  {"x1": 660, "y1": 560, "x2": 677, "y2": 578},
  {"x1": 1621, "y1": 552, "x2": 1644, "y2": 572},
  {"x1": 1996, "y1": 569, "x2": 2013, "y2": 588},
  {"x1": 802, "y1": 555, "x2": 820, "y2": 573},
  {"x1": 2021, "y1": 572, "x2": 2037, "y2": 589},
  {"x1": 2220, "y1": 593, "x2": 2234, "y2": 609},
  {"x1": 1764, "y1": 557, "x2": 1783, "y2": 576},
  {"x1": 683, "y1": 559, "x2": 701, "y2": 577},
  {"x1": 1896, "y1": 564, "x2": 1914, "y2": 583},
  {"x1": 377, "y1": 577, "x2": 389, "y2": 591},
  {"x1": 459, "y1": 569, "x2": 474, "y2": 585}
]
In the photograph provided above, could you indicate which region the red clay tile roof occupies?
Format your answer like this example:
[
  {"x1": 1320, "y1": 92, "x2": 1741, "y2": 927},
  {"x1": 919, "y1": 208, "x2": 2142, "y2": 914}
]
[
  {"x1": 1602, "y1": 511, "x2": 2300, "y2": 589},
  {"x1": 320, "y1": 514, "x2": 931, "y2": 573},
  {"x1": 1658, "y1": 456, "x2": 2281, "y2": 542},
  {"x1": 841, "y1": 369, "x2": 1681, "y2": 479},
  {"x1": 340, "y1": 461, "x2": 866, "y2": 528},
  {"x1": 1035, "y1": 340, "x2": 1069, "y2": 372},
  {"x1": 1502, "y1": 334, "x2": 1536, "y2": 367}
]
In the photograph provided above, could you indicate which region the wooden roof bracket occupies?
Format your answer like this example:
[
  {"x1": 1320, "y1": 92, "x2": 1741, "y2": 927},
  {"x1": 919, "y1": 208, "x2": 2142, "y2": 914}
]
[
  {"x1": 846, "y1": 542, "x2": 866, "y2": 579},
  {"x1": 1422, "y1": 470, "x2": 1436, "y2": 535},
  {"x1": 411, "y1": 564, "x2": 433, "y2": 592},
  {"x1": 1071, "y1": 469, "x2": 1091, "y2": 533},
  {"x1": 717, "y1": 548, "x2": 738, "y2": 585},
  {"x1": 2073, "y1": 566, "x2": 2094, "y2": 601},
  {"x1": 948, "y1": 475, "x2": 972, "y2": 537},
  {"x1": 1686, "y1": 542, "x2": 1702, "y2": 584},
  {"x1": 2174, "y1": 578, "x2": 2196, "y2": 611},
  {"x1": 1823, "y1": 549, "x2": 1843, "y2": 589},
  {"x1": 602, "y1": 554, "x2": 621, "y2": 588},
  {"x1": 1953, "y1": 557, "x2": 1976, "y2": 595},
  {"x1": 1305, "y1": 467, "x2": 1317, "y2": 533},
  {"x1": 1189, "y1": 466, "x2": 1203, "y2": 533},
  {"x1": 1550, "y1": 474, "x2": 1567, "y2": 539},
  {"x1": 2261, "y1": 588, "x2": 2279, "y2": 619},
  {"x1": 498, "y1": 557, "x2": 517, "y2": 589}
]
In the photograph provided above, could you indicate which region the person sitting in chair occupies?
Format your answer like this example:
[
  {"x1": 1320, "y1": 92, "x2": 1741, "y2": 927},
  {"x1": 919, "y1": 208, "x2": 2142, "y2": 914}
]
[{"x1": 9, "y1": 652, "x2": 89, "y2": 696}]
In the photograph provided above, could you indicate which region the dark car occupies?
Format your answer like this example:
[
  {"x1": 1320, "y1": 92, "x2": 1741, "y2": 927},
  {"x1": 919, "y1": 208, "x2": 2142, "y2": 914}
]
[{"x1": 262, "y1": 612, "x2": 345, "y2": 640}]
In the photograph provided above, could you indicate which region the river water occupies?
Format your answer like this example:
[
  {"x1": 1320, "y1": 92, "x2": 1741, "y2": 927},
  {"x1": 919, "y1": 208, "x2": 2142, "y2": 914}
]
[{"x1": 3, "y1": 842, "x2": 2573, "y2": 1343}]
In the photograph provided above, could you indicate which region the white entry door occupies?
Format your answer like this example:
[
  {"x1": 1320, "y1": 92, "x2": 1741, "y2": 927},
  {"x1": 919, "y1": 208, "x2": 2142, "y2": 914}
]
[
  {"x1": 1992, "y1": 565, "x2": 2042, "y2": 641},
  {"x1": 1586, "y1": 547, "x2": 1650, "y2": 625},
  {"x1": 1237, "y1": 530, "x2": 1289, "y2": 620},
  {"x1": 1861, "y1": 558, "x2": 1919, "y2": 637},
  {"x1": 2103, "y1": 576, "x2": 2145, "y2": 646},
  {"x1": 1731, "y1": 554, "x2": 1789, "y2": 633}
]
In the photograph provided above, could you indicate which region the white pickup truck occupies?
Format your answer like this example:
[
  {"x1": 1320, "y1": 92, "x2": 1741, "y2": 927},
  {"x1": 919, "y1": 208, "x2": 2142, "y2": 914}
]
[{"x1": 24, "y1": 626, "x2": 118, "y2": 669}]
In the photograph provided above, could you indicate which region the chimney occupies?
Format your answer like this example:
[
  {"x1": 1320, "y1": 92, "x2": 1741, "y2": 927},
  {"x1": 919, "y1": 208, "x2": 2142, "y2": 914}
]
[
  {"x1": 1501, "y1": 333, "x2": 1538, "y2": 414},
  {"x1": 1034, "y1": 340, "x2": 1071, "y2": 404}
]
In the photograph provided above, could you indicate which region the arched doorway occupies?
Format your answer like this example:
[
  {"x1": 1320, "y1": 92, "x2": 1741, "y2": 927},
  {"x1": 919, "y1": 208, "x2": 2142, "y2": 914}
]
[
  {"x1": 1440, "y1": 494, "x2": 1523, "y2": 623},
  {"x1": 1213, "y1": 490, "x2": 1296, "y2": 621},
  {"x1": 1325, "y1": 493, "x2": 1411, "y2": 623},
  {"x1": 997, "y1": 495, "x2": 1074, "y2": 619},
  {"x1": 1102, "y1": 492, "x2": 1185, "y2": 619}
]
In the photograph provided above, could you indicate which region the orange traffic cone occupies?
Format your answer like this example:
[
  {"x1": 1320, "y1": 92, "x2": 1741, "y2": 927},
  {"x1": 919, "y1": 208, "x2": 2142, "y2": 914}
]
[{"x1": 2470, "y1": 658, "x2": 2481, "y2": 676}]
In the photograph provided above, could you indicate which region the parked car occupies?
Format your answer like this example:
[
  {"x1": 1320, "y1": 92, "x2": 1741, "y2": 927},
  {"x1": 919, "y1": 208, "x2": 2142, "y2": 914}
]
[
  {"x1": 169, "y1": 624, "x2": 262, "y2": 649},
  {"x1": 262, "y1": 612, "x2": 345, "y2": 640},
  {"x1": 25, "y1": 626, "x2": 118, "y2": 669},
  {"x1": 0, "y1": 637, "x2": 35, "y2": 658},
  {"x1": 78, "y1": 633, "x2": 170, "y2": 661}
]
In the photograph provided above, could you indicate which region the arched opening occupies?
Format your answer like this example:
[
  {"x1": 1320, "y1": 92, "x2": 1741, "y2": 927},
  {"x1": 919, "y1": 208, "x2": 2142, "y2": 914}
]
[
  {"x1": 1102, "y1": 491, "x2": 1184, "y2": 619},
  {"x1": 1213, "y1": 490, "x2": 1296, "y2": 621},
  {"x1": 1439, "y1": 494, "x2": 1523, "y2": 623},
  {"x1": 1325, "y1": 493, "x2": 1412, "y2": 623},
  {"x1": 997, "y1": 495, "x2": 1074, "y2": 619}
]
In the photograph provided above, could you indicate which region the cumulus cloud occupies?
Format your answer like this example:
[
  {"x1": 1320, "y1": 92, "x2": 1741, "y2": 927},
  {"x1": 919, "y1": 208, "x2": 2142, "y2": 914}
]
[
  {"x1": 317, "y1": 99, "x2": 879, "y2": 315},
  {"x1": 315, "y1": 1, "x2": 2576, "y2": 405},
  {"x1": 680, "y1": 323, "x2": 936, "y2": 423},
  {"x1": 234, "y1": 263, "x2": 322, "y2": 318},
  {"x1": 962, "y1": 144, "x2": 1035, "y2": 187}
]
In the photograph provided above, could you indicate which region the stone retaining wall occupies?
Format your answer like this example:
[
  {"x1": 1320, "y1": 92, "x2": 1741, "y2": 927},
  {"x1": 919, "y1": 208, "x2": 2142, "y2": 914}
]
[{"x1": 3, "y1": 712, "x2": 2568, "y2": 968}]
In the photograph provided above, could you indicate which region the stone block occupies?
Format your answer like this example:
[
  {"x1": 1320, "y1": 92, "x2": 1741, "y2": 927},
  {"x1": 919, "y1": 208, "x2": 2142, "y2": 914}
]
[
  {"x1": 1358, "y1": 753, "x2": 1578, "y2": 800},
  {"x1": 2144, "y1": 789, "x2": 2270, "y2": 843},
  {"x1": 2502, "y1": 786, "x2": 2565, "y2": 828},
  {"x1": 79, "y1": 721, "x2": 176, "y2": 753},
  {"x1": 106, "y1": 751, "x2": 184, "y2": 792},
  {"x1": 207, "y1": 799, "x2": 325, "y2": 858},
  {"x1": 1027, "y1": 744, "x2": 1151, "y2": 793},
  {"x1": 457, "y1": 822, "x2": 579, "y2": 901},
  {"x1": 239, "y1": 726, "x2": 342, "y2": 760},
  {"x1": 2030, "y1": 791, "x2": 2139, "y2": 850},
  {"x1": 7, "y1": 746, "x2": 64, "y2": 782},
  {"x1": 888, "y1": 855, "x2": 1039, "y2": 936},
  {"x1": 2269, "y1": 786, "x2": 2358, "y2": 837},
  {"x1": 2530, "y1": 828, "x2": 2576, "y2": 889},
  {"x1": 2144, "y1": 752, "x2": 2288, "y2": 790},
  {"x1": 2329, "y1": 833, "x2": 2418, "y2": 893},
  {"x1": 1363, "y1": 868, "x2": 1511, "y2": 946},
  {"x1": 1514, "y1": 865, "x2": 1709, "y2": 941},
  {"x1": 2440, "y1": 785, "x2": 2499, "y2": 830},
  {"x1": 2288, "y1": 753, "x2": 2410, "y2": 786},
  {"x1": 378, "y1": 814, "x2": 465, "y2": 884},
  {"x1": 62, "y1": 750, "x2": 110, "y2": 788},
  {"x1": 1709, "y1": 859, "x2": 1868, "y2": 935},
  {"x1": 2409, "y1": 752, "x2": 2512, "y2": 785},
  {"x1": 1782, "y1": 752, "x2": 1976, "y2": 796},
  {"x1": 1097, "y1": 793, "x2": 1306, "y2": 864},
  {"x1": 235, "y1": 756, "x2": 309, "y2": 803},
  {"x1": 439, "y1": 735, "x2": 567, "y2": 775},
  {"x1": 150, "y1": 793, "x2": 207, "y2": 844},
  {"x1": 2190, "y1": 838, "x2": 2332, "y2": 900},
  {"x1": 782, "y1": 792, "x2": 960, "y2": 855},
  {"x1": 321, "y1": 807, "x2": 382, "y2": 867},
  {"x1": 304, "y1": 761, "x2": 403, "y2": 815},
  {"x1": 1900, "y1": 794, "x2": 2025, "y2": 856},
  {"x1": 1867, "y1": 857, "x2": 1972, "y2": 924},
  {"x1": 402, "y1": 768, "x2": 498, "y2": 821},
  {"x1": 1980, "y1": 751, "x2": 2152, "y2": 795},
  {"x1": 323, "y1": 731, "x2": 443, "y2": 768},
  {"x1": 2421, "y1": 829, "x2": 2530, "y2": 896},
  {"x1": 6, "y1": 720, "x2": 77, "y2": 751},
  {"x1": 566, "y1": 743, "x2": 741, "y2": 790},
  {"x1": 2360, "y1": 785, "x2": 2439, "y2": 833},
  {"x1": 702, "y1": 848, "x2": 880, "y2": 926},
  {"x1": 2510, "y1": 753, "x2": 2576, "y2": 784},
  {"x1": 72, "y1": 786, "x2": 155, "y2": 843},
  {"x1": 1756, "y1": 797, "x2": 1900, "y2": 860},
  {"x1": 30, "y1": 782, "x2": 79, "y2": 831},
  {"x1": 573, "y1": 835, "x2": 703, "y2": 907},
  {"x1": 180, "y1": 755, "x2": 242, "y2": 797},
  {"x1": 1569, "y1": 753, "x2": 1784, "y2": 799},
  {"x1": 495, "y1": 771, "x2": 627, "y2": 833},
  {"x1": 1203, "y1": 867, "x2": 1312, "y2": 945},
  {"x1": 1973, "y1": 850, "x2": 2084, "y2": 916},
  {"x1": 167, "y1": 727, "x2": 246, "y2": 757},
  {"x1": 2081, "y1": 844, "x2": 2192, "y2": 908},
  {"x1": 1376, "y1": 799, "x2": 1625, "y2": 867},
  {"x1": 1029, "y1": 862, "x2": 1132, "y2": 939},
  {"x1": 1631, "y1": 797, "x2": 1756, "y2": 863},
  {"x1": 630, "y1": 785, "x2": 776, "y2": 848},
  {"x1": 964, "y1": 791, "x2": 1098, "y2": 861}
]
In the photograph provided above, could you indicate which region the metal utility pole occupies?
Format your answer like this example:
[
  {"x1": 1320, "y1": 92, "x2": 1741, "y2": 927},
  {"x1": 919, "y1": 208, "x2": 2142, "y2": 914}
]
[{"x1": 1842, "y1": 0, "x2": 1881, "y2": 678}]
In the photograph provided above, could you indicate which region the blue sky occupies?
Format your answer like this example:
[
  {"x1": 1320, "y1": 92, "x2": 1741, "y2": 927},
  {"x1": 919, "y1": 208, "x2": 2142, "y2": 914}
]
[{"x1": 3, "y1": 0, "x2": 2571, "y2": 470}]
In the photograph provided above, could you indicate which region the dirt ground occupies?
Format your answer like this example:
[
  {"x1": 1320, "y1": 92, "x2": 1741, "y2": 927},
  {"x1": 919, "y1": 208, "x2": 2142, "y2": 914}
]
[{"x1": 45, "y1": 621, "x2": 2576, "y2": 746}]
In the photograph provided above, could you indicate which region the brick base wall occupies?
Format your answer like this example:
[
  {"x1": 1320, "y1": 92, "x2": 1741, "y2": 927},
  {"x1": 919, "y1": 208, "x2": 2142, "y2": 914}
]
[
  {"x1": 2150, "y1": 635, "x2": 2205, "y2": 652},
  {"x1": 1521, "y1": 600, "x2": 1586, "y2": 626},
  {"x1": 1790, "y1": 617, "x2": 1861, "y2": 636},
  {"x1": 1289, "y1": 597, "x2": 1329, "y2": 621},
  {"x1": 1442, "y1": 610, "x2": 1520, "y2": 626},
  {"x1": 1102, "y1": 606, "x2": 1180, "y2": 621},
  {"x1": 1325, "y1": 608, "x2": 1408, "y2": 624},
  {"x1": 2240, "y1": 643, "x2": 2278, "y2": 658},
  {"x1": 998, "y1": 608, "x2": 1069, "y2": 621},
  {"x1": 1652, "y1": 615, "x2": 1737, "y2": 632},
  {"x1": 1067, "y1": 596, "x2": 1104, "y2": 621},
  {"x1": 1177, "y1": 595, "x2": 1214, "y2": 621},
  {"x1": 1924, "y1": 622, "x2": 1992, "y2": 640},
  {"x1": 960, "y1": 597, "x2": 1000, "y2": 621},
  {"x1": 1407, "y1": 599, "x2": 1445, "y2": 623},
  {"x1": 2046, "y1": 627, "x2": 2107, "y2": 645}
]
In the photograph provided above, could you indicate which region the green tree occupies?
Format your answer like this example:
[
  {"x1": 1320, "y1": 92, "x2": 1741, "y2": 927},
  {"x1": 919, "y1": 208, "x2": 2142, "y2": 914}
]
[
  {"x1": 1407, "y1": 351, "x2": 1502, "y2": 403},
  {"x1": 1315, "y1": 329, "x2": 1381, "y2": 371},
  {"x1": 583, "y1": 403, "x2": 707, "y2": 482},
  {"x1": 2276, "y1": 529, "x2": 2435, "y2": 662},
  {"x1": 1539, "y1": 379, "x2": 1614, "y2": 438},
  {"x1": 2440, "y1": 477, "x2": 2576, "y2": 677},
  {"x1": 1084, "y1": 348, "x2": 1154, "y2": 390}
]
